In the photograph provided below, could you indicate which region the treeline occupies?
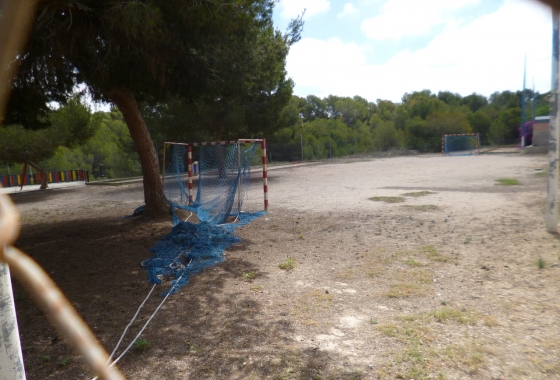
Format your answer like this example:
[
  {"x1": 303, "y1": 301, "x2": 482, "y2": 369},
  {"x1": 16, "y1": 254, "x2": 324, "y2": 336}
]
[
  {"x1": 1, "y1": 107, "x2": 142, "y2": 181},
  {"x1": 269, "y1": 90, "x2": 550, "y2": 160},
  {"x1": 1, "y1": 89, "x2": 550, "y2": 180}
]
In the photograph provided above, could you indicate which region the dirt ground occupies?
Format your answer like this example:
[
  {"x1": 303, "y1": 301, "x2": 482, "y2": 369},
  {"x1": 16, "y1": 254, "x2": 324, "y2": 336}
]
[{"x1": 7, "y1": 153, "x2": 560, "y2": 379}]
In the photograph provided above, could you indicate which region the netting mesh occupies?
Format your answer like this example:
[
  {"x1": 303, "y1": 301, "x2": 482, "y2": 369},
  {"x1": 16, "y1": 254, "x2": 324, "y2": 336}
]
[
  {"x1": 444, "y1": 135, "x2": 478, "y2": 156},
  {"x1": 164, "y1": 142, "x2": 258, "y2": 224},
  {"x1": 141, "y1": 212, "x2": 264, "y2": 295},
  {"x1": 143, "y1": 141, "x2": 263, "y2": 295}
]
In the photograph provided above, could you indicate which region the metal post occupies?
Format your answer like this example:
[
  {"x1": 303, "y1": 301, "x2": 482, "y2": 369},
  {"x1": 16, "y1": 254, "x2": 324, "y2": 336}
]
[
  {"x1": 521, "y1": 55, "x2": 527, "y2": 148},
  {"x1": 237, "y1": 140, "x2": 242, "y2": 214},
  {"x1": 187, "y1": 144, "x2": 193, "y2": 205},
  {"x1": 546, "y1": 10, "x2": 560, "y2": 233},
  {"x1": 0, "y1": 258, "x2": 26, "y2": 380},
  {"x1": 300, "y1": 133, "x2": 303, "y2": 162},
  {"x1": 261, "y1": 140, "x2": 268, "y2": 211},
  {"x1": 328, "y1": 132, "x2": 332, "y2": 158},
  {"x1": 533, "y1": 78, "x2": 536, "y2": 123}
]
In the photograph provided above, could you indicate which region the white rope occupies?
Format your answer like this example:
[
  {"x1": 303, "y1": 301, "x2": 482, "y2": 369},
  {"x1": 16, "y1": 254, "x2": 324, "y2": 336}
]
[
  {"x1": 107, "y1": 283, "x2": 157, "y2": 363},
  {"x1": 91, "y1": 262, "x2": 190, "y2": 380},
  {"x1": 108, "y1": 271, "x2": 185, "y2": 368},
  {"x1": 184, "y1": 211, "x2": 193, "y2": 222}
]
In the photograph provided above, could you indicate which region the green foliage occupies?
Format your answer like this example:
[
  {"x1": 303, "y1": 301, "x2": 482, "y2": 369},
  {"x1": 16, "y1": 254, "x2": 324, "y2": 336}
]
[
  {"x1": 488, "y1": 119, "x2": 509, "y2": 144},
  {"x1": 369, "y1": 196, "x2": 406, "y2": 203},
  {"x1": 134, "y1": 338, "x2": 152, "y2": 352},
  {"x1": 267, "y1": 89, "x2": 545, "y2": 161},
  {"x1": 242, "y1": 271, "x2": 257, "y2": 282},
  {"x1": 402, "y1": 191, "x2": 434, "y2": 197},
  {"x1": 279, "y1": 257, "x2": 296, "y2": 270},
  {"x1": 0, "y1": 97, "x2": 99, "y2": 166},
  {"x1": 495, "y1": 178, "x2": 521, "y2": 186},
  {"x1": 373, "y1": 120, "x2": 404, "y2": 150},
  {"x1": 33, "y1": 109, "x2": 141, "y2": 179}
]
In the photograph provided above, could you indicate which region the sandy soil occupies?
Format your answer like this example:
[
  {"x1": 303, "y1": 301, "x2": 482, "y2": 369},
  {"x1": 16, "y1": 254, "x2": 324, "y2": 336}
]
[{"x1": 7, "y1": 153, "x2": 560, "y2": 379}]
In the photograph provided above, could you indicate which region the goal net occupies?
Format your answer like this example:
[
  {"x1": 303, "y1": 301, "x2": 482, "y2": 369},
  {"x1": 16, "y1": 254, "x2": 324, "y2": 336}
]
[
  {"x1": 442, "y1": 134, "x2": 479, "y2": 156},
  {"x1": 163, "y1": 140, "x2": 267, "y2": 225}
]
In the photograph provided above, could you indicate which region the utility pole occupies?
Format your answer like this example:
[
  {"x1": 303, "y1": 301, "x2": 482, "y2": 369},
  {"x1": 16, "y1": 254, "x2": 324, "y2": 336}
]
[
  {"x1": 521, "y1": 55, "x2": 527, "y2": 148},
  {"x1": 533, "y1": 77, "x2": 536, "y2": 123}
]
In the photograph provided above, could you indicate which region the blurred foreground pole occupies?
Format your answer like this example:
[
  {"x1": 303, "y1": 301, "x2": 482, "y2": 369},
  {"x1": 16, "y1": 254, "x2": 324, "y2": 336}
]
[
  {"x1": 0, "y1": 1, "x2": 125, "y2": 379},
  {"x1": 0, "y1": 2, "x2": 37, "y2": 377},
  {"x1": 0, "y1": 259, "x2": 26, "y2": 379},
  {"x1": 0, "y1": 0, "x2": 38, "y2": 118},
  {"x1": 547, "y1": 10, "x2": 560, "y2": 233}
]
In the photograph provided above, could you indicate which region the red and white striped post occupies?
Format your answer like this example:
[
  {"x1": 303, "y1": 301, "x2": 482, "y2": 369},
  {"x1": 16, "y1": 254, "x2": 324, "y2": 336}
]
[
  {"x1": 187, "y1": 144, "x2": 193, "y2": 205},
  {"x1": 262, "y1": 139, "x2": 268, "y2": 211}
]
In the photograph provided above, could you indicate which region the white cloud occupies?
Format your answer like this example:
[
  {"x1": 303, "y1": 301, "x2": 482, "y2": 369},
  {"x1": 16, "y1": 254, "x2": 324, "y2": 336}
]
[
  {"x1": 361, "y1": 0, "x2": 481, "y2": 41},
  {"x1": 287, "y1": 0, "x2": 552, "y2": 102},
  {"x1": 278, "y1": 0, "x2": 330, "y2": 20},
  {"x1": 338, "y1": 3, "x2": 360, "y2": 18},
  {"x1": 286, "y1": 38, "x2": 370, "y2": 96}
]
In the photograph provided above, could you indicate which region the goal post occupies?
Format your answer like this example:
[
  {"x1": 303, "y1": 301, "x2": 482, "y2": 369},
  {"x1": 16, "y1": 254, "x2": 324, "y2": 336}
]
[
  {"x1": 162, "y1": 139, "x2": 268, "y2": 223},
  {"x1": 442, "y1": 133, "x2": 480, "y2": 156}
]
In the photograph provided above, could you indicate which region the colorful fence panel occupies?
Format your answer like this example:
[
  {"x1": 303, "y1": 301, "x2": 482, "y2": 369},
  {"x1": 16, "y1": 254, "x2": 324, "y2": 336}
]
[{"x1": 0, "y1": 169, "x2": 89, "y2": 188}]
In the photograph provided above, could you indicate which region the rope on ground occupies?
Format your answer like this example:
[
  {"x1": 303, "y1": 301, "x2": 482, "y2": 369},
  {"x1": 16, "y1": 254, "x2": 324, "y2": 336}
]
[
  {"x1": 107, "y1": 284, "x2": 157, "y2": 363},
  {"x1": 91, "y1": 263, "x2": 189, "y2": 380},
  {"x1": 109, "y1": 270, "x2": 186, "y2": 368}
]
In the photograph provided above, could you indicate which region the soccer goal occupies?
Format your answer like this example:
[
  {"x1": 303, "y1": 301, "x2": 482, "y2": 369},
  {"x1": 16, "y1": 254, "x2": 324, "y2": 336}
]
[
  {"x1": 162, "y1": 139, "x2": 268, "y2": 224},
  {"x1": 442, "y1": 133, "x2": 480, "y2": 156}
]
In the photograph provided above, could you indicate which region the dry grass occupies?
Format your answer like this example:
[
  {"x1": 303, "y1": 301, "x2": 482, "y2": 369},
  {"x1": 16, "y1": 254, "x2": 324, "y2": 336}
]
[
  {"x1": 483, "y1": 315, "x2": 499, "y2": 327},
  {"x1": 377, "y1": 308, "x2": 490, "y2": 378},
  {"x1": 368, "y1": 196, "x2": 406, "y2": 203},
  {"x1": 402, "y1": 204, "x2": 440, "y2": 211},
  {"x1": 430, "y1": 307, "x2": 478, "y2": 325},
  {"x1": 419, "y1": 245, "x2": 450, "y2": 262},
  {"x1": 385, "y1": 269, "x2": 433, "y2": 298},
  {"x1": 402, "y1": 191, "x2": 435, "y2": 197},
  {"x1": 496, "y1": 178, "x2": 521, "y2": 186},
  {"x1": 290, "y1": 290, "x2": 334, "y2": 325},
  {"x1": 444, "y1": 343, "x2": 486, "y2": 374}
]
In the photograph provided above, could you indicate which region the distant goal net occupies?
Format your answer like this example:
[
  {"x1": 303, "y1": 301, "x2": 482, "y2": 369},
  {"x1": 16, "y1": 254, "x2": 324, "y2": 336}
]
[
  {"x1": 442, "y1": 133, "x2": 479, "y2": 156},
  {"x1": 162, "y1": 139, "x2": 268, "y2": 224}
]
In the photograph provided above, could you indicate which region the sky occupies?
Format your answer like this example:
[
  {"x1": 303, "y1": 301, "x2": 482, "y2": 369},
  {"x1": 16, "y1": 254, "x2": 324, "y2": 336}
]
[{"x1": 273, "y1": 0, "x2": 553, "y2": 103}]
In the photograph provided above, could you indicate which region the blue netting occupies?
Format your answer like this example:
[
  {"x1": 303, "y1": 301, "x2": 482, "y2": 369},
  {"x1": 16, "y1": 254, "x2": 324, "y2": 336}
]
[
  {"x1": 444, "y1": 135, "x2": 478, "y2": 156},
  {"x1": 141, "y1": 211, "x2": 264, "y2": 295},
  {"x1": 140, "y1": 141, "x2": 264, "y2": 295},
  {"x1": 165, "y1": 142, "x2": 257, "y2": 224}
]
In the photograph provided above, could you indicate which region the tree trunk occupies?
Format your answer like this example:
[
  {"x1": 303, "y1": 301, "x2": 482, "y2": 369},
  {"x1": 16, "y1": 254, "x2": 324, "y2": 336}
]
[
  {"x1": 27, "y1": 160, "x2": 48, "y2": 190},
  {"x1": 105, "y1": 87, "x2": 169, "y2": 217}
]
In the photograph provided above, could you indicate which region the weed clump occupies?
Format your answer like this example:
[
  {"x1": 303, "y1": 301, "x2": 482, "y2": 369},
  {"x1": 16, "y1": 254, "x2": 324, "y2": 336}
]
[
  {"x1": 402, "y1": 191, "x2": 435, "y2": 197},
  {"x1": 134, "y1": 338, "x2": 152, "y2": 352},
  {"x1": 279, "y1": 257, "x2": 296, "y2": 270},
  {"x1": 242, "y1": 271, "x2": 257, "y2": 282},
  {"x1": 369, "y1": 196, "x2": 406, "y2": 203},
  {"x1": 496, "y1": 178, "x2": 521, "y2": 186}
]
